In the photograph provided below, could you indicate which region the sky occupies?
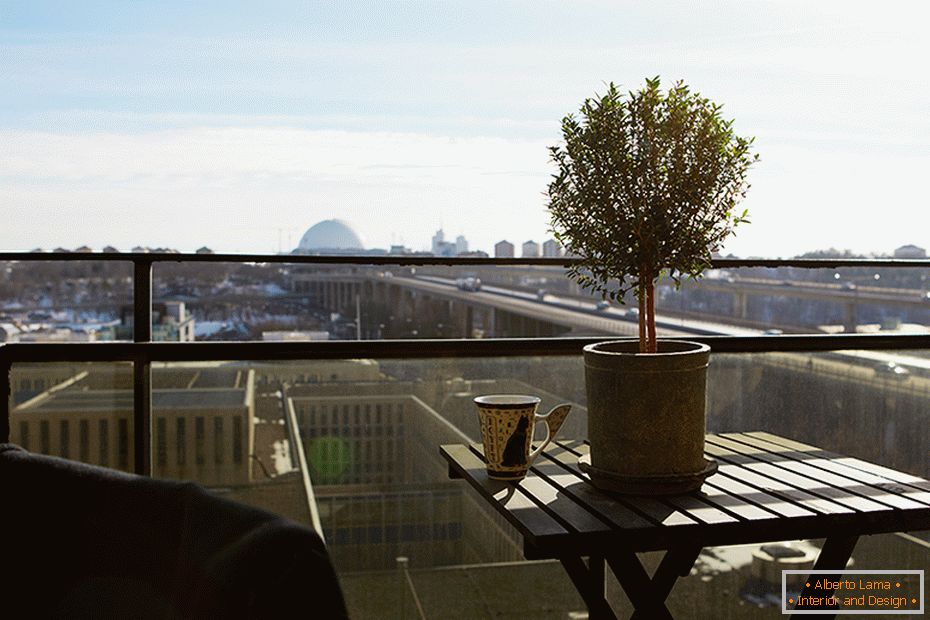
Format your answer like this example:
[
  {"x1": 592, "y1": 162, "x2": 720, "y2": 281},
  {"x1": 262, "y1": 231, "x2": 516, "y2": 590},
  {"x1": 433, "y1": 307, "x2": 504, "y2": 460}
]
[{"x1": 2, "y1": 1, "x2": 929, "y2": 257}]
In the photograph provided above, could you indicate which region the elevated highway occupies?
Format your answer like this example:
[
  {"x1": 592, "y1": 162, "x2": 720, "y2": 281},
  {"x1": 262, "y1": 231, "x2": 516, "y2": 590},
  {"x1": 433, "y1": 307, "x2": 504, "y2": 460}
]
[{"x1": 400, "y1": 275, "x2": 762, "y2": 338}]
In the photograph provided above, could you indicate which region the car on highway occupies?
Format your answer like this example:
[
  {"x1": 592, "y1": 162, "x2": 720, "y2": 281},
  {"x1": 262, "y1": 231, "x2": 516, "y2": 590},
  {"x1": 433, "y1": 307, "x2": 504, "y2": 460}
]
[
  {"x1": 455, "y1": 276, "x2": 482, "y2": 292},
  {"x1": 874, "y1": 361, "x2": 909, "y2": 379},
  {"x1": 595, "y1": 300, "x2": 610, "y2": 311}
]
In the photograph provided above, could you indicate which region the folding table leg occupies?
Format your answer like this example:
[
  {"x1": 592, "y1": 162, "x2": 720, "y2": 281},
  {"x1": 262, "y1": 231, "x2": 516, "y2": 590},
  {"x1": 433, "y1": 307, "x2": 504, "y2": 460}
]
[
  {"x1": 790, "y1": 535, "x2": 859, "y2": 620},
  {"x1": 560, "y1": 546, "x2": 701, "y2": 619},
  {"x1": 560, "y1": 556, "x2": 617, "y2": 620},
  {"x1": 605, "y1": 550, "x2": 676, "y2": 620},
  {"x1": 629, "y1": 544, "x2": 702, "y2": 619}
]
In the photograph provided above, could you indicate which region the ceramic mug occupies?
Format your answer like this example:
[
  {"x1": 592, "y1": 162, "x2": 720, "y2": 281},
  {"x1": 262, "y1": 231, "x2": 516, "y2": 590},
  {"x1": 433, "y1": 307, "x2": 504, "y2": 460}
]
[{"x1": 474, "y1": 395, "x2": 572, "y2": 480}]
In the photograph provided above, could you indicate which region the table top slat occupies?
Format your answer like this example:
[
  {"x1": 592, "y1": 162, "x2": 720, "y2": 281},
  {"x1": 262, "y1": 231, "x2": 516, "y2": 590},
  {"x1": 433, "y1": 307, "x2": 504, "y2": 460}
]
[
  {"x1": 440, "y1": 444, "x2": 569, "y2": 545},
  {"x1": 464, "y1": 444, "x2": 615, "y2": 536},
  {"x1": 703, "y1": 442, "x2": 855, "y2": 515},
  {"x1": 440, "y1": 433, "x2": 930, "y2": 558},
  {"x1": 703, "y1": 474, "x2": 817, "y2": 519},
  {"x1": 725, "y1": 433, "x2": 930, "y2": 508},
  {"x1": 711, "y1": 434, "x2": 928, "y2": 511},
  {"x1": 742, "y1": 431, "x2": 930, "y2": 496},
  {"x1": 663, "y1": 492, "x2": 740, "y2": 525},
  {"x1": 695, "y1": 477, "x2": 786, "y2": 522},
  {"x1": 530, "y1": 451, "x2": 657, "y2": 531},
  {"x1": 706, "y1": 436, "x2": 895, "y2": 513},
  {"x1": 549, "y1": 440, "x2": 700, "y2": 528},
  {"x1": 553, "y1": 442, "x2": 786, "y2": 527}
]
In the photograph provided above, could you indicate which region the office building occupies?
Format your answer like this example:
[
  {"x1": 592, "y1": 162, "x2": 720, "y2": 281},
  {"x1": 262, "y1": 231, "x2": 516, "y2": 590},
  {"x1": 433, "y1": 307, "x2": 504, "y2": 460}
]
[
  {"x1": 542, "y1": 239, "x2": 562, "y2": 257},
  {"x1": 521, "y1": 240, "x2": 540, "y2": 258},
  {"x1": 894, "y1": 244, "x2": 927, "y2": 259},
  {"x1": 494, "y1": 240, "x2": 514, "y2": 258}
]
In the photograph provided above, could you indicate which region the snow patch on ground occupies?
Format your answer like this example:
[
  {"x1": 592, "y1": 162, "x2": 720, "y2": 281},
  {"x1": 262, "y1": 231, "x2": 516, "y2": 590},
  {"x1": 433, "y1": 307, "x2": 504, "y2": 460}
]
[{"x1": 271, "y1": 439, "x2": 294, "y2": 475}]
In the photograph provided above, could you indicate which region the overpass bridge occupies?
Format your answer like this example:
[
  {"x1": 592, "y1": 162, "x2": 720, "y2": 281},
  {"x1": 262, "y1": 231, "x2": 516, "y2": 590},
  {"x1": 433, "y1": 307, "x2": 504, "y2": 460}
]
[
  {"x1": 290, "y1": 269, "x2": 761, "y2": 339},
  {"x1": 289, "y1": 264, "x2": 930, "y2": 339}
]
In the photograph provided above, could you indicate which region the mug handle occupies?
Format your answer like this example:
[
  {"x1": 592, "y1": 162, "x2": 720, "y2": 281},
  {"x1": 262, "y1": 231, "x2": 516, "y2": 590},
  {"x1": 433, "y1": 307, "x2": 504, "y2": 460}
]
[{"x1": 528, "y1": 404, "x2": 572, "y2": 464}]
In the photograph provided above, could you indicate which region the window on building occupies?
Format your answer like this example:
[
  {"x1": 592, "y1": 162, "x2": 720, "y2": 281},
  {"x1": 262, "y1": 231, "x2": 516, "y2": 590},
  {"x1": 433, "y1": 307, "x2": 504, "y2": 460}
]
[
  {"x1": 195, "y1": 416, "x2": 205, "y2": 465},
  {"x1": 176, "y1": 418, "x2": 186, "y2": 465},
  {"x1": 99, "y1": 419, "x2": 109, "y2": 466},
  {"x1": 233, "y1": 416, "x2": 243, "y2": 465},
  {"x1": 79, "y1": 419, "x2": 89, "y2": 462},
  {"x1": 59, "y1": 420, "x2": 70, "y2": 459},
  {"x1": 117, "y1": 419, "x2": 129, "y2": 470},
  {"x1": 40, "y1": 420, "x2": 50, "y2": 454},
  {"x1": 19, "y1": 421, "x2": 29, "y2": 451},
  {"x1": 156, "y1": 418, "x2": 167, "y2": 467},
  {"x1": 214, "y1": 417, "x2": 224, "y2": 465}
]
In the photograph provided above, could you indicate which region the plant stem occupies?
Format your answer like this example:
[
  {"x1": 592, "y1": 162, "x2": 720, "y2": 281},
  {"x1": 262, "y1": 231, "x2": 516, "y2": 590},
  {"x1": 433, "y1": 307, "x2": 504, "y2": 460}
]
[
  {"x1": 638, "y1": 282, "x2": 646, "y2": 353},
  {"x1": 646, "y1": 278, "x2": 657, "y2": 353}
]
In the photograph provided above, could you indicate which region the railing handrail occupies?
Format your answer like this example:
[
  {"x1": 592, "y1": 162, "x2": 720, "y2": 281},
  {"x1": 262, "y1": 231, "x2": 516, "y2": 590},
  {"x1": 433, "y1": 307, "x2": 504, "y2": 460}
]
[
  {"x1": 4, "y1": 333, "x2": 930, "y2": 364},
  {"x1": 7, "y1": 251, "x2": 930, "y2": 474},
  {"x1": 4, "y1": 251, "x2": 930, "y2": 269}
]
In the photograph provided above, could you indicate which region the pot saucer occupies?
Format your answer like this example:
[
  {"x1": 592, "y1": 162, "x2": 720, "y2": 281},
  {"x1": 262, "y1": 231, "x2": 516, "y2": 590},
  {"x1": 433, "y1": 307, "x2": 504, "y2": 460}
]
[{"x1": 578, "y1": 454, "x2": 718, "y2": 495}]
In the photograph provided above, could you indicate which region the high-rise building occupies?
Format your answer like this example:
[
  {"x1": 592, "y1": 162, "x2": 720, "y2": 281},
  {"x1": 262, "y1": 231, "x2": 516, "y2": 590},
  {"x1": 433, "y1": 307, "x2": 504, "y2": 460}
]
[
  {"x1": 431, "y1": 229, "x2": 445, "y2": 255},
  {"x1": 430, "y1": 229, "x2": 456, "y2": 256},
  {"x1": 521, "y1": 240, "x2": 540, "y2": 258},
  {"x1": 542, "y1": 239, "x2": 562, "y2": 257},
  {"x1": 894, "y1": 244, "x2": 926, "y2": 258},
  {"x1": 494, "y1": 240, "x2": 514, "y2": 258},
  {"x1": 455, "y1": 235, "x2": 468, "y2": 255}
]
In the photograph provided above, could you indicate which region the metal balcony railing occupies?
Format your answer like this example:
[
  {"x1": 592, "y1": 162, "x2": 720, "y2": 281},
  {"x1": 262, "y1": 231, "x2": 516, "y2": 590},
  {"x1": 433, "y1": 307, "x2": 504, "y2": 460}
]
[{"x1": 4, "y1": 252, "x2": 930, "y2": 477}]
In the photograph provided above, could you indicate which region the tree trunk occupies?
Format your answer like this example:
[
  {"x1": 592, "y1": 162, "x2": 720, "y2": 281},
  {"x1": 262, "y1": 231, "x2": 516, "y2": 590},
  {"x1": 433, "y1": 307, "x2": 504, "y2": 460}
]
[
  {"x1": 637, "y1": 282, "x2": 647, "y2": 353},
  {"x1": 646, "y1": 278, "x2": 657, "y2": 353}
]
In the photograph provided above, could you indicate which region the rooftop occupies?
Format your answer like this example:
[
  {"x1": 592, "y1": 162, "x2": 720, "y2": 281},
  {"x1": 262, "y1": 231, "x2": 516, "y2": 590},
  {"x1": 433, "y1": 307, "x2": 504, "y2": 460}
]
[{"x1": 17, "y1": 388, "x2": 249, "y2": 412}]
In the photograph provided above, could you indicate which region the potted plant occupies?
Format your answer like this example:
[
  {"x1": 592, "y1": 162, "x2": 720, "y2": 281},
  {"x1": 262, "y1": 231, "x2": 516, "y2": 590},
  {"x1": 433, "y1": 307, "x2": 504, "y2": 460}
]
[{"x1": 547, "y1": 78, "x2": 757, "y2": 494}]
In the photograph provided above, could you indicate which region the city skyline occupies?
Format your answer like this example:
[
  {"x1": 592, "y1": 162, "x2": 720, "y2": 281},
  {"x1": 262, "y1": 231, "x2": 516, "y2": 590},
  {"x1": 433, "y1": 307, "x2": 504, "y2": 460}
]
[
  {"x1": 15, "y1": 228, "x2": 927, "y2": 260},
  {"x1": 2, "y1": 2, "x2": 930, "y2": 258}
]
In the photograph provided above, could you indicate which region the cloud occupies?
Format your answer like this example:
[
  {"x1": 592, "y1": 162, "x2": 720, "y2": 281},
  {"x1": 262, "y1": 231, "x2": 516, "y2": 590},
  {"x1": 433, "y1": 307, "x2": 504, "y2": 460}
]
[
  {"x1": 0, "y1": 126, "x2": 553, "y2": 253},
  {"x1": 1, "y1": 126, "x2": 548, "y2": 183}
]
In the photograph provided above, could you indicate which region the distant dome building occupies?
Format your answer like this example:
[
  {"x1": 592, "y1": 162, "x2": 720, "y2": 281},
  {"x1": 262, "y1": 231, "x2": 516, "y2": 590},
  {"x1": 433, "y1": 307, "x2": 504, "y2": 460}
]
[{"x1": 295, "y1": 219, "x2": 365, "y2": 254}]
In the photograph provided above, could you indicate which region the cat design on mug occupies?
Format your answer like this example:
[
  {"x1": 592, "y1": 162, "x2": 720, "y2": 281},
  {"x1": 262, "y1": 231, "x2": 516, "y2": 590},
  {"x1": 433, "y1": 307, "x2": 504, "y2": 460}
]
[
  {"x1": 474, "y1": 395, "x2": 571, "y2": 480},
  {"x1": 500, "y1": 416, "x2": 530, "y2": 467}
]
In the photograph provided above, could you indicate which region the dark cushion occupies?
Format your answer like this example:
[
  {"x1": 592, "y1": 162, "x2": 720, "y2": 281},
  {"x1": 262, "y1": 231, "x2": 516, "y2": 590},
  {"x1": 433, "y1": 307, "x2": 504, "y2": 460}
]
[{"x1": 0, "y1": 444, "x2": 349, "y2": 619}]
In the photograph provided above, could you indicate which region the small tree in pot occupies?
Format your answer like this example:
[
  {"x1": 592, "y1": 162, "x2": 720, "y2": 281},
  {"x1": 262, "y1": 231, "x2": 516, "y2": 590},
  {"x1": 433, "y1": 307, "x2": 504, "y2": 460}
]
[
  {"x1": 547, "y1": 78, "x2": 757, "y2": 493},
  {"x1": 548, "y1": 77, "x2": 756, "y2": 353}
]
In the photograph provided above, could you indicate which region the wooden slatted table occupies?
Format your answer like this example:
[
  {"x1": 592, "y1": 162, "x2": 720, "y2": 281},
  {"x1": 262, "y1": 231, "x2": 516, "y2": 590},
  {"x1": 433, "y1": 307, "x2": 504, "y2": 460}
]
[{"x1": 440, "y1": 431, "x2": 930, "y2": 619}]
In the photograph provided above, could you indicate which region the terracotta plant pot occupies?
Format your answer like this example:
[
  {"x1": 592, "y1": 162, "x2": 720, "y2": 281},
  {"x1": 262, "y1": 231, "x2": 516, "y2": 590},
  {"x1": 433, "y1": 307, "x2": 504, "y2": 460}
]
[{"x1": 580, "y1": 339, "x2": 716, "y2": 494}]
